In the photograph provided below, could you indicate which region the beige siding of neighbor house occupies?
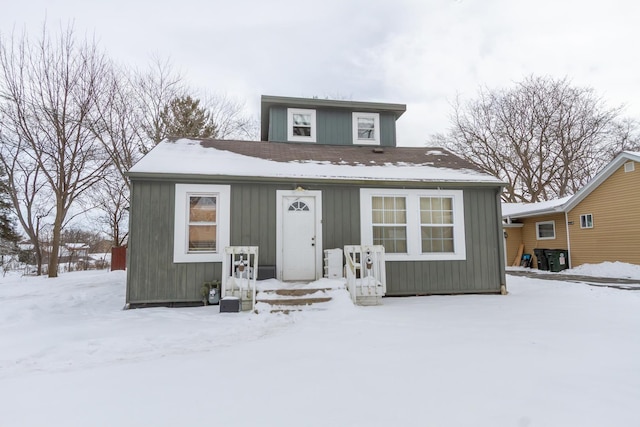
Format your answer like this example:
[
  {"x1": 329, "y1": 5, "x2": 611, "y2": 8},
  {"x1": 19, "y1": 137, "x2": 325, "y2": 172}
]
[
  {"x1": 566, "y1": 161, "x2": 640, "y2": 267},
  {"x1": 504, "y1": 226, "x2": 523, "y2": 265},
  {"x1": 519, "y1": 213, "x2": 568, "y2": 269}
]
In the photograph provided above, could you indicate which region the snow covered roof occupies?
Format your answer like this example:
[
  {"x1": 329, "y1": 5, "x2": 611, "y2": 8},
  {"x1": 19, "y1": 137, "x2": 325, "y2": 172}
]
[
  {"x1": 502, "y1": 196, "x2": 572, "y2": 219},
  {"x1": 65, "y1": 243, "x2": 90, "y2": 250},
  {"x1": 502, "y1": 151, "x2": 640, "y2": 219},
  {"x1": 128, "y1": 138, "x2": 504, "y2": 184}
]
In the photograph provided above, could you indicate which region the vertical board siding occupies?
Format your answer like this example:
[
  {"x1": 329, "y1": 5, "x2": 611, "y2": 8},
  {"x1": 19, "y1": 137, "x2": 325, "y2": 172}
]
[
  {"x1": 126, "y1": 180, "x2": 222, "y2": 304},
  {"x1": 230, "y1": 183, "x2": 278, "y2": 265},
  {"x1": 267, "y1": 107, "x2": 397, "y2": 146},
  {"x1": 320, "y1": 185, "x2": 361, "y2": 249},
  {"x1": 379, "y1": 114, "x2": 396, "y2": 147},
  {"x1": 268, "y1": 106, "x2": 287, "y2": 142},
  {"x1": 317, "y1": 109, "x2": 350, "y2": 144},
  {"x1": 127, "y1": 181, "x2": 504, "y2": 303},
  {"x1": 383, "y1": 188, "x2": 502, "y2": 295}
]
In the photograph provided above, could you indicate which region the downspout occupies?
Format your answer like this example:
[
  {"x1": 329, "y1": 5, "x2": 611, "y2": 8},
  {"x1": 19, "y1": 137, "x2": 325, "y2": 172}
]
[
  {"x1": 496, "y1": 189, "x2": 507, "y2": 295},
  {"x1": 565, "y1": 211, "x2": 572, "y2": 269}
]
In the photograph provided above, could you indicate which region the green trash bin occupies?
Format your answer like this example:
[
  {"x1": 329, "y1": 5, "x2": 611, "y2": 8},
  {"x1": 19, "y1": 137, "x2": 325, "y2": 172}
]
[
  {"x1": 546, "y1": 249, "x2": 569, "y2": 272},
  {"x1": 533, "y1": 248, "x2": 549, "y2": 271}
]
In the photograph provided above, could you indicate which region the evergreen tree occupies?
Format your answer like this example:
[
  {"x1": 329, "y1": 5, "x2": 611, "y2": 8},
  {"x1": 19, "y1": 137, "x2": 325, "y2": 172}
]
[
  {"x1": 160, "y1": 96, "x2": 218, "y2": 139},
  {"x1": 0, "y1": 167, "x2": 19, "y2": 249}
]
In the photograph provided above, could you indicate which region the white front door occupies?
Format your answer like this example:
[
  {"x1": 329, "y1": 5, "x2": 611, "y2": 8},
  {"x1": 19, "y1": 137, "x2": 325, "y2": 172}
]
[{"x1": 277, "y1": 191, "x2": 322, "y2": 281}]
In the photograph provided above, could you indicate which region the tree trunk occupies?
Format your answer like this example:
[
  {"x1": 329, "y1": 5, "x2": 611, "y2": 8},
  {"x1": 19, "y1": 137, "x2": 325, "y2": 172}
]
[
  {"x1": 34, "y1": 242, "x2": 43, "y2": 276},
  {"x1": 48, "y1": 210, "x2": 64, "y2": 278}
]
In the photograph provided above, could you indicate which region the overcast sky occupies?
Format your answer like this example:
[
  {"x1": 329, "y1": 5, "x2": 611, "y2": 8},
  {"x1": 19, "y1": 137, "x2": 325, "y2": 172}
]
[{"x1": 2, "y1": 0, "x2": 639, "y2": 147}]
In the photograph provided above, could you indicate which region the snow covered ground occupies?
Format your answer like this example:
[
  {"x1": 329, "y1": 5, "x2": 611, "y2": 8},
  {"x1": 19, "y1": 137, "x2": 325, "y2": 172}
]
[{"x1": 1, "y1": 266, "x2": 639, "y2": 427}]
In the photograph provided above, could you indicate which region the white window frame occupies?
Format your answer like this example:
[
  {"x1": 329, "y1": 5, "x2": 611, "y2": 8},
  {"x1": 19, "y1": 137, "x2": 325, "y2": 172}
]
[
  {"x1": 580, "y1": 214, "x2": 594, "y2": 229},
  {"x1": 360, "y1": 188, "x2": 466, "y2": 261},
  {"x1": 174, "y1": 183, "x2": 230, "y2": 263},
  {"x1": 536, "y1": 220, "x2": 556, "y2": 240},
  {"x1": 352, "y1": 112, "x2": 380, "y2": 145},
  {"x1": 287, "y1": 108, "x2": 316, "y2": 142}
]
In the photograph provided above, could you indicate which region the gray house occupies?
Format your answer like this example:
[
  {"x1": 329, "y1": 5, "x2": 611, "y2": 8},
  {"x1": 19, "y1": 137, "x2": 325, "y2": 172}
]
[{"x1": 126, "y1": 95, "x2": 506, "y2": 307}]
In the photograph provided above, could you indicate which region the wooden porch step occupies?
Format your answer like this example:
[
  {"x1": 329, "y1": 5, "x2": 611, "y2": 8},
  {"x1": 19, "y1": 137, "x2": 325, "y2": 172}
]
[
  {"x1": 255, "y1": 288, "x2": 334, "y2": 313},
  {"x1": 257, "y1": 296, "x2": 332, "y2": 306},
  {"x1": 268, "y1": 288, "x2": 332, "y2": 297}
]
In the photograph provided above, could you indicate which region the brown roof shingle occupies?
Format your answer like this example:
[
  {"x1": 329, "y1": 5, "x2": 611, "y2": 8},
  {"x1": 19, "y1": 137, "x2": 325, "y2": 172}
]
[{"x1": 182, "y1": 138, "x2": 483, "y2": 172}]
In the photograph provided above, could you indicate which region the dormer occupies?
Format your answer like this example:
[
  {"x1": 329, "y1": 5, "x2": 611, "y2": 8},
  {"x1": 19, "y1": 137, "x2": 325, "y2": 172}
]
[{"x1": 260, "y1": 95, "x2": 406, "y2": 147}]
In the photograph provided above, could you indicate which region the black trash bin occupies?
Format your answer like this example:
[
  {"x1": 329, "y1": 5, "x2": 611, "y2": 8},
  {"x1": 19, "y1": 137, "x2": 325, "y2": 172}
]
[
  {"x1": 533, "y1": 248, "x2": 549, "y2": 271},
  {"x1": 546, "y1": 249, "x2": 569, "y2": 272}
]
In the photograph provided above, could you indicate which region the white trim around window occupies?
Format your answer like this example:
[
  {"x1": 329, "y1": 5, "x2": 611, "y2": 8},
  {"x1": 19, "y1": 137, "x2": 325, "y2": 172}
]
[
  {"x1": 287, "y1": 108, "x2": 316, "y2": 142},
  {"x1": 580, "y1": 213, "x2": 593, "y2": 229},
  {"x1": 360, "y1": 188, "x2": 466, "y2": 261},
  {"x1": 535, "y1": 220, "x2": 556, "y2": 240},
  {"x1": 174, "y1": 183, "x2": 230, "y2": 263},
  {"x1": 352, "y1": 112, "x2": 380, "y2": 145}
]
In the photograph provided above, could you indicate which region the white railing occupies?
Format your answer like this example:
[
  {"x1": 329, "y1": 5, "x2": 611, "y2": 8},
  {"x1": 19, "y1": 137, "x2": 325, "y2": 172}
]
[
  {"x1": 221, "y1": 246, "x2": 259, "y2": 311},
  {"x1": 343, "y1": 245, "x2": 386, "y2": 304}
]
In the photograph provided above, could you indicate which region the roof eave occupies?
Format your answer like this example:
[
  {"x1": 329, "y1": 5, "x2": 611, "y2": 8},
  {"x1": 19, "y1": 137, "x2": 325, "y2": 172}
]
[
  {"x1": 503, "y1": 206, "x2": 565, "y2": 220},
  {"x1": 127, "y1": 171, "x2": 503, "y2": 187}
]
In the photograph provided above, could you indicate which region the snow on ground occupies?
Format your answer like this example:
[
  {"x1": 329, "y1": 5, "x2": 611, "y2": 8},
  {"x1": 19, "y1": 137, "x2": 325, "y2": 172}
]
[
  {"x1": 507, "y1": 261, "x2": 640, "y2": 280},
  {"x1": 561, "y1": 261, "x2": 640, "y2": 279},
  {"x1": 1, "y1": 268, "x2": 640, "y2": 426}
]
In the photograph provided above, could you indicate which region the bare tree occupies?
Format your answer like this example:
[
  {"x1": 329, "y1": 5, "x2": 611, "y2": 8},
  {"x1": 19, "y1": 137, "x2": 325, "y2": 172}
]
[
  {"x1": 90, "y1": 59, "x2": 187, "y2": 181},
  {"x1": 132, "y1": 57, "x2": 185, "y2": 151},
  {"x1": 0, "y1": 129, "x2": 54, "y2": 275},
  {"x1": 602, "y1": 117, "x2": 640, "y2": 158},
  {"x1": 91, "y1": 168, "x2": 129, "y2": 247},
  {"x1": 90, "y1": 65, "x2": 145, "y2": 184},
  {"x1": 202, "y1": 92, "x2": 258, "y2": 140},
  {"x1": 0, "y1": 25, "x2": 111, "y2": 277},
  {"x1": 434, "y1": 76, "x2": 622, "y2": 202}
]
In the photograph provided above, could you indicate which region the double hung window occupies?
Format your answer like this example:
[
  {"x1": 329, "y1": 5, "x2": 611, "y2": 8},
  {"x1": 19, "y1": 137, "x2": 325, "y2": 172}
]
[
  {"x1": 372, "y1": 196, "x2": 407, "y2": 253},
  {"x1": 174, "y1": 184, "x2": 230, "y2": 262},
  {"x1": 188, "y1": 195, "x2": 217, "y2": 252},
  {"x1": 288, "y1": 108, "x2": 316, "y2": 142},
  {"x1": 420, "y1": 197, "x2": 454, "y2": 253},
  {"x1": 352, "y1": 112, "x2": 380, "y2": 145},
  {"x1": 361, "y1": 189, "x2": 466, "y2": 261}
]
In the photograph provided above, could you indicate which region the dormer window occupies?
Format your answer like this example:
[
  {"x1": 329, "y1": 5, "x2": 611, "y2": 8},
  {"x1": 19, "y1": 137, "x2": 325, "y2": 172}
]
[
  {"x1": 288, "y1": 108, "x2": 316, "y2": 142},
  {"x1": 353, "y1": 112, "x2": 380, "y2": 145}
]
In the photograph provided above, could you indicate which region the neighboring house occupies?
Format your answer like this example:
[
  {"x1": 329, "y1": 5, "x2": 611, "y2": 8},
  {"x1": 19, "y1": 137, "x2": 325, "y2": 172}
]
[
  {"x1": 61, "y1": 243, "x2": 90, "y2": 260},
  {"x1": 21, "y1": 242, "x2": 91, "y2": 265},
  {"x1": 54, "y1": 243, "x2": 91, "y2": 270},
  {"x1": 125, "y1": 95, "x2": 506, "y2": 307},
  {"x1": 503, "y1": 151, "x2": 640, "y2": 269}
]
